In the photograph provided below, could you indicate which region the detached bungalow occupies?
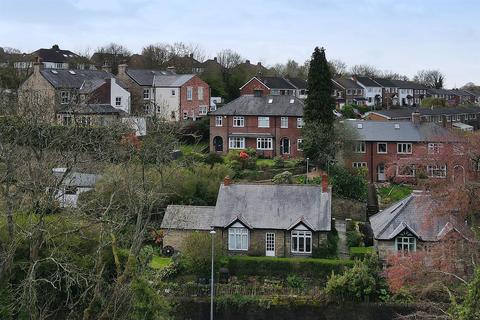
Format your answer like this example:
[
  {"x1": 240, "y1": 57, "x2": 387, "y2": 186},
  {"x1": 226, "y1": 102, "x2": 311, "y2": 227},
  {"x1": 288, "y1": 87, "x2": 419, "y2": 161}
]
[{"x1": 161, "y1": 177, "x2": 332, "y2": 257}]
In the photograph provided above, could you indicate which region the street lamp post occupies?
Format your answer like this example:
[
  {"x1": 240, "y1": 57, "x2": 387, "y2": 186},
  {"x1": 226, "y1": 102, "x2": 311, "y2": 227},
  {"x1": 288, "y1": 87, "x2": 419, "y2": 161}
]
[
  {"x1": 306, "y1": 157, "x2": 309, "y2": 184},
  {"x1": 210, "y1": 230, "x2": 216, "y2": 320}
]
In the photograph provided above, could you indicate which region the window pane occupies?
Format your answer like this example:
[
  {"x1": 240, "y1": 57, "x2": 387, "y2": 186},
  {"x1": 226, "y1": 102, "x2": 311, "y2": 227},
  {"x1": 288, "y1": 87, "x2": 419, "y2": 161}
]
[
  {"x1": 292, "y1": 237, "x2": 298, "y2": 252},
  {"x1": 299, "y1": 237, "x2": 304, "y2": 252},
  {"x1": 306, "y1": 237, "x2": 311, "y2": 252}
]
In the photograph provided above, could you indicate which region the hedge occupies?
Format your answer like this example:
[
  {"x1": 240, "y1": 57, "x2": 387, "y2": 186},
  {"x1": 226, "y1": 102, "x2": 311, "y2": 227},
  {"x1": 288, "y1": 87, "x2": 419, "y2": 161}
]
[
  {"x1": 225, "y1": 256, "x2": 354, "y2": 278},
  {"x1": 349, "y1": 247, "x2": 374, "y2": 260}
]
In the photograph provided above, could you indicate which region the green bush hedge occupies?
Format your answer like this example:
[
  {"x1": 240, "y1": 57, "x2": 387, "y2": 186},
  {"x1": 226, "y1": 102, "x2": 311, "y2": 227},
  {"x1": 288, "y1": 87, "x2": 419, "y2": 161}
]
[
  {"x1": 349, "y1": 247, "x2": 374, "y2": 260},
  {"x1": 225, "y1": 256, "x2": 353, "y2": 278}
]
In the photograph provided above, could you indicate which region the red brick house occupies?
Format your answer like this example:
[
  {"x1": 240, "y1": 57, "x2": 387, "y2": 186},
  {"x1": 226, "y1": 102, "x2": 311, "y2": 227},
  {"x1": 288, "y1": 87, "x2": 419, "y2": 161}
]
[
  {"x1": 332, "y1": 78, "x2": 366, "y2": 109},
  {"x1": 240, "y1": 76, "x2": 308, "y2": 99},
  {"x1": 209, "y1": 95, "x2": 304, "y2": 158},
  {"x1": 344, "y1": 118, "x2": 469, "y2": 183}
]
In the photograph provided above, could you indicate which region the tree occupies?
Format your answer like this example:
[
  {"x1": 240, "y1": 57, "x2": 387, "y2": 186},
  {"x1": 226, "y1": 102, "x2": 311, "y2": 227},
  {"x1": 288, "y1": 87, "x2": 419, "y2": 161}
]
[
  {"x1": 302, "y1": 47, "x2": 336, "y2": 168},
  {"x1": 350, "y1": 64, "x2": 381, "y2": 78},
  {"x1": 413, "y1": 69, "x2": 445, "y2": 89},
  {"x1": 328, "y1": 59, "x2": 348, "y2": 77},
  {"x1": 420, "y1": 97, "x2": 447, "y2": 108},
  {"x1": 95, "y1": 43, "x2": 131, "y2": 74},
  {"x1": 141, "y1": 43, "x2": 170, "y2": 68},
  {"x1": 216, "y1": 49, "x2": 242, "y2": 70}
]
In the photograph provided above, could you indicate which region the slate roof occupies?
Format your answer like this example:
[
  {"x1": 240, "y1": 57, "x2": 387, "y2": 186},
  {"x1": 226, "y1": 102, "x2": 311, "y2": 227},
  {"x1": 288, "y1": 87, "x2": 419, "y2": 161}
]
[
  {"x1": 366, "y1": 106, "x2": 480, "y2": 120},
  {"x1": 333, "y1": 78, "x2": 363, "y2": 89},
  {"x1": 153, "y1": 74, "x2": 195, "y2": 87},
  {"x1": 427, "y1": 88, "x2": 455, "y2": 96},
  {"x1": 161, "y1": 205, "x2": 216, "y2": 230},
  {"x1": 345, "y1": 120, "x2": 456, "y2": 142},
  {"x1": 211, "y1": 184, "x2": 331, "y2": 231},
  {"x1": 33, "y1": 46, "x2": 79, "y2": 63},
  {"x1": 286, "y1": 77, "x2": 308, "y2": 89},
  {"x1": 354, "y1": 76, "x2": 381, "y2": 87},
  {"x1": 390, "y1": 80, "x2": 428, "y2": 90},
  {"x1": 257, "y1": 76, "x2": 296, "y2": 89},
  {"x1": 211, "y1": 95, "x2": 304, "y2": 116},
  {"x1": 372, "y1": 78, "x2": 397, "y2": 87},
  {"x1": 52, "y1": 168, "x2": 101, "y2": 188},
  {"x1": 57, "y1": 104, "x2": 126, "y2": 115},
  {"x1": 125, "y1": 69, "x2": 185, "y2": 86},
  {"x1": 40, "y1": 69, "x2": 114, "y2": 89},
  {"x1": 370, "y1": 192, "x2": 470, "y2": 241}
]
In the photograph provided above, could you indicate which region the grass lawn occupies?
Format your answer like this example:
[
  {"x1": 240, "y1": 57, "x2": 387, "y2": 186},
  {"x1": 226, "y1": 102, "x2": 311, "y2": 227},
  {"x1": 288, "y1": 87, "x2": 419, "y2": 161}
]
[
  {"x1": 378, "y1": 184, "x2": 412, "y2": 206},
  {"x1": 256, "y1": 158, "x2": 302, "y2": 169},
  {"x1": 150, "y1": 256, "x2": 172, "y2": 270}
]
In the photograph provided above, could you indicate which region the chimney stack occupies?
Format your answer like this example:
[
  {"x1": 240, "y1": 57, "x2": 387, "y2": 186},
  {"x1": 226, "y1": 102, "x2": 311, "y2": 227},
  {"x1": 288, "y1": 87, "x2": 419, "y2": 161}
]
[
  {"x1": 117, "y1": 63, "x2": 127, "y2": 76},
  {"x1": 411, "y1": 109, "x2": 421, "y2": 125},
  {"x1": 213, "y1": 57, "x2": 217, "y2": 62},
  {"x1": 245, "y1": 59, "x2": 250, "y2": 64},
  {"x1": 322, "y1": 173, "x2": 328, "y2": 193},
  {"x1": 224, "y1": 176, "x2": 232, "y2": 186},
  {"x1": 33, "y1": 57, "x2": 42, "y2": 74}
]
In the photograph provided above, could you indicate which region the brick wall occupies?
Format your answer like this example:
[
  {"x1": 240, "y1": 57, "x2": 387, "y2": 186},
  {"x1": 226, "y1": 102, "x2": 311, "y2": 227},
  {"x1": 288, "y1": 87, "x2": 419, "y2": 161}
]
[
  {"x1": 180, "y1": 75, "x2": 210, "y2": 119},
  {"x1": 240, "y1": 78, "x2": 270, "y2": 96}
]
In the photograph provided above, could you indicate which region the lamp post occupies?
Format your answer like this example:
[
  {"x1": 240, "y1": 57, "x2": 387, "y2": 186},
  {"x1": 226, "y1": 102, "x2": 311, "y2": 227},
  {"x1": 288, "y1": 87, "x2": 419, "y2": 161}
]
[
  {"x1": 306, "y1": 157, "x2": 309, "y2": 184},
  {"x1": 210, "y1": 230, "x2": 216, "y2": 320}
]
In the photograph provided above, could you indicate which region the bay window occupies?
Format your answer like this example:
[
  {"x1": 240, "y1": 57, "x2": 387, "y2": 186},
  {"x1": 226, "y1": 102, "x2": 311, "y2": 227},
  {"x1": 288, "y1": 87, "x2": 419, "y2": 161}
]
[
  {"x1": 396, "y1": 236, "x2": 416, "y2": 252},
  {"x1": 228, "y1": 227, "x2": 248, "y2": 251},
  {"x1": 291, "y1": 230, "x2": 312, "y2": 253}
]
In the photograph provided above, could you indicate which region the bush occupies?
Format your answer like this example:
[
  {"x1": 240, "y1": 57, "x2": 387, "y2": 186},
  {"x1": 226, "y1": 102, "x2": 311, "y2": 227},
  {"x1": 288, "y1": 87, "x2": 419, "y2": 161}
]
[
  {"x1": 329, "y1": 166, "x2": 367, "y2": 202},
  {"x1": 204, "y1": 152, "x2": 224, "y2": 167},
  {"x1": 225, "y1": 256, "x2": 353, "y2": 279},
  {"x1": 347, "y1": 230, "x2": 364, "y2": 248},
  {"x1": 313, "y1": 223, "x2": 338, "y2": 258},
  {"x1": 286, "y1": 274, "x2": 305, "y2": 288},
  {"x1": 273, "y1": 156, "x2": 285, "y2": 168},
  {"x1": 181, "y1": 232, "x2": 222, "y2": 278},
  {"x1": 272, "y1": 171, "x2": 293, "y2": 184},
  {"x1": 349, "y1": 247, "x2": 374, "y2": 260},
  {"x1": 341, "y1": 104, "x2": 357, "y2": 119}
]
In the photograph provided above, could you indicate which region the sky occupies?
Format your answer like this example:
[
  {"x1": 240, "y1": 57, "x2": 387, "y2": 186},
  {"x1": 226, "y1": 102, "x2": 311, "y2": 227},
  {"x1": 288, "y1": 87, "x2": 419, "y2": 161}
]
[{"x1": 1, "y1": 0, "x2": 479, "y2": 87}]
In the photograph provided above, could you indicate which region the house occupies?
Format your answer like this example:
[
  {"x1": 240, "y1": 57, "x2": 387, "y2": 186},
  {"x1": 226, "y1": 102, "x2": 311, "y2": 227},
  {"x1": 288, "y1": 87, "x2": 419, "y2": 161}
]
[
  {"x1": 117, "y1": 64, "x2": 210, "y2": 120},
  {"x1": 161, "y1": 177, "x2": 332, "y2": 257},
  {"x1": 426, "y1": 88, "x2": 457, "y2": 106},
  {"x1": 332, "y1": 78, "x2": 366, "y2": 109},
  {"x1": 15, "y1": 45, "x2": 93, "y2": 70},
  {"x1": 166, "y1": 53, "x2": 204, "y2": 74},
  {"x1": 343, "y1": 119, "x2": 467, "y2": 183},
  {"x1": 240, "y1": 76, "x2": 308, "y2": 99},
  {"x1": 53, "y1": 168, "x2": 101, "y2": 208},
  {"x1": 352, "y1": 76, "x2": 382, "y2": 108},
  {"x1": 389, "y1": 80, "x2": 428, "y2": 106},
  {"x1": 209, "y1": 95, "x2": 304, "y2": 158},
  {"x1": 450, "y1": 89, "x2": 477, "y2": 105},
  {"x1": 19, "y1": 63, "x2": 131, "y2": 126},
  {"x1": 364, "y1": 105, "x2": 480, "y2": 130},
  {"x1": 371, "y1": 78, "x2": 399, "y2": 108},
  {"x1": 370, "y1": 191, "x2": 472, "y2": 261}
]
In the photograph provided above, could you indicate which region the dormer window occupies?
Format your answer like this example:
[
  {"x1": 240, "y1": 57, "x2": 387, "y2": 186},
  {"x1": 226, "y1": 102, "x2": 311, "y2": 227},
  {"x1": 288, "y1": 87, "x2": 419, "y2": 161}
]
[
  {"x1": 228, "y1": 222, "x2": 249, "y2": 251},
  {"x1": 291, "y1": 225, "x2": 312, "y2": 254}
]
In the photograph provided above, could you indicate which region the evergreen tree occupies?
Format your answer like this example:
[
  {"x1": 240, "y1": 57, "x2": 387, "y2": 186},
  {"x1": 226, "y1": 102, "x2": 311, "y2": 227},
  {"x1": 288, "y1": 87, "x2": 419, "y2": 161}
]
[{"x1": 302, "y1": 47, "x2": 336, "y2": 168}]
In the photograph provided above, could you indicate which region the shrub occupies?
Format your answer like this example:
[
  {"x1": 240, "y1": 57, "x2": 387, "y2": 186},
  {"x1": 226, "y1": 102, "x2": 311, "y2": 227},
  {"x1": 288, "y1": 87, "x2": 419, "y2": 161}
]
[
  {"x1": 225, "y1": 256, "x2": 353, "y2": 279},
  {"x1": 313, "y1": 223, "x2": 338, "y2": 258},
  {"x1": 204, "y1": 153, "x2": 224, "y2": 167},
  {"x1": 341, "y1": 104, "x2": 356, "y2": 119},
  {"x1": 329, "y1": 165, "x2": 367, "y2": 202},
  {"x1": 347, "y1": 230, "x2": 364, "y2": 248},
  {"x1": 272, "y1": 171, "x2": 293, "y2": 184},
  {"x1": 349, "y1": 247, "x2": 374, "y2": 260},
  {"x1": 273, "y1": 156, "x2": 285, "y2": 168},
  {"x1": 181, "y1": 232, "x2": 222, "y2": 278},
  {"x1": 286, "y1": 274, "x2": 305, "y2": 289}
]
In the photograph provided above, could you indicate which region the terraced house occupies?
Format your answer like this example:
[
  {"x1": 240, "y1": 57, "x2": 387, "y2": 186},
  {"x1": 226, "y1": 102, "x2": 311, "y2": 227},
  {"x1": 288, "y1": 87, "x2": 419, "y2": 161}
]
[
  {"x1": 209, "y1": 95, "x2": 304, "y2": 158},
  {"x1": 332, "y1": 78, "x2": 365, "y2": 108}
]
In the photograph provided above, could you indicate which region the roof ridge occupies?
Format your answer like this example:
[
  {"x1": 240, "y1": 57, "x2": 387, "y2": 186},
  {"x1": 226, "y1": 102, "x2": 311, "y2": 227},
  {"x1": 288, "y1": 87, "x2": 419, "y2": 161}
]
[{"x1": 376, "y1": 195, "x2": 414, "y2": 238}]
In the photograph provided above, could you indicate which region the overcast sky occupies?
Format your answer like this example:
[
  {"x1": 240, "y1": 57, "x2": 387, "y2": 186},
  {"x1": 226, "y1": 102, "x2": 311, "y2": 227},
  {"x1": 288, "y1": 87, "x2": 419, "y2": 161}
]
[{"x1": 1, "y1": 0, "x2": 479, "y2": 87}]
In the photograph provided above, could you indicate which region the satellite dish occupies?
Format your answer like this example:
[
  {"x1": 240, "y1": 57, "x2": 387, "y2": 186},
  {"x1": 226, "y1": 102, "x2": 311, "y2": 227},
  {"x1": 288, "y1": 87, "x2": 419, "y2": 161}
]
[{"x1": 162, "y1": 245, "x2": 175, "y2": 257}]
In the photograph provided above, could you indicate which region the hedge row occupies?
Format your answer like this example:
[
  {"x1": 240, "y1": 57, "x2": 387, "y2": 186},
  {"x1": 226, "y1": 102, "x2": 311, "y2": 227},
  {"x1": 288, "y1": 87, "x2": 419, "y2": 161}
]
[
  {"x1": 349, "y1": 247, "x2": 374, "y2": 260},
  {"x1": 225, "y1": 256, "x2": 354, "y2": 278}
]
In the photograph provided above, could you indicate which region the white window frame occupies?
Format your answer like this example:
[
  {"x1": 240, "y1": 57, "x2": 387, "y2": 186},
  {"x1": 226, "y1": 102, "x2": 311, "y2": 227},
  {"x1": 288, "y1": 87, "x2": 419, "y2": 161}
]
[
  {"x1": 143, "y1": 88, "x2": 150, "y2": 100},
  {"x1": 233, "y1": 116, "x2": 245, "y2": 127},
  {"x1": 256, "y1": 138, "x2": 273, "y2": 150},
  {"x1": 258, "y1": 116, "x2": 270, "y2": 128},
  {"x1": 187, "y1": 87, "x2": 193, "y2": 101},
  {"x1": 297, "y1": 117, "x2": 304, "y2": 128},
  {"x1": 281, "y1": 117, "x2": 289, "y2": 128},
  {"x1": 377, "y1": 142, "x2": 387, "y2": 154},
  {"x1": 353, "y1": 141, "x2": 366, "y2": 153},
  {"x1": 428, "y1": 143, "x2": 443, "y2": 154},
  {"x1": 297, "y1": 139, "x2": 303, "y2": 151},
  {"x1": 396, "y1": 236, "x2": 416, "y2": 252},
  {"x1": 291, "y1": 230, "x2": 312, "y2": 254},
  {"x1": 115, "y1": 97, "x2": 122, "y2": 106},
  {"x1": 228, "y1": 227, "x2": 249, "y2": 251},
  {"x1": 427, "y1": 164, "x2": 447, "y2": 178},
  {"x1": 229, "y1": 137, "x2": 245, "y2": 149},
  {"x1": 352, "y1": 162, "x2": 367, "y2": 169},
  {"x1": 397, "y1": 143, "x2": 412, "y2": 154},
  {"x1": 199, "y1": 105, "x2": 208, "y2": 116},
  {"x1": 215, "y1": 116, "x2": 223, "y2": 127},
  {"x1": 198, "y1": 87, "x2": 204, "y2": 100},
  {"x1": 60, "y1": 91, "x2": 70, "y2": 104}
]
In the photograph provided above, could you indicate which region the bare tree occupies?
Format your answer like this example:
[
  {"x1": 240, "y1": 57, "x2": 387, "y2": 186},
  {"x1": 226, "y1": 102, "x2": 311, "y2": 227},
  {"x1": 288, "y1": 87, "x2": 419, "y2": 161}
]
[
  {"x1": 413, "y1": 70, "x2": 445, "y2": 89},
  {"x1": 216, "y1": 49, "x2": 242, "y2": 70},
  {"x1": 328, "y1": 59, "x2": 348, "y2": 77},
  {"x1": 141, "y1": 43, "x2": 170, "y2": 68}
]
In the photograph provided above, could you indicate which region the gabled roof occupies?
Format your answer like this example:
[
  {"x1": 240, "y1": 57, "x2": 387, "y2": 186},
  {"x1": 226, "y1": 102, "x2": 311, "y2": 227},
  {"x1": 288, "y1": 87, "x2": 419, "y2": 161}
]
[
  {"x1": 333, "y1": 78, "x2": 363, "y2": 89},
  {"x1": 40, "y1": 69, "x2": 114, "y2": 89},
  {"x1": 211, "y1": 184, "x2": 331, "y2": 231},
  {"x1": 345, "y1": 120, "x2": 457, "y2": 142},
  {"x1": 354, "y1": 76, "x2": 381, "y2": 87},
  {"x1": 286, "y1": 77, "x2": 308, "y2": 90},
  {"x1": 210, "y1": 95, "x2": 304, "y2": 116},
  {"x1": 390, "y1": 80, "x2": 428, "y2": 90},
  {"x1": 370, "y1": 192, "x2": 471, "y2": 241},
  {"x1": 33, "y1": 45, "x2": 79, "y2": 63},
  {"x1": 161, "y1": 205, "x2": 215, "y2": 230},
  {"x1": 372, "y1": 78, "x2": 397, "y2": 88},
  {"x1": 125, "y1": 69, "x2": 188, "y2": 87},
  {"x1": 257, "y1": 76, "x2": 296, "y2": 90},
  {"x1": 52, "y1": 168, "x2": 101, "y2": 188}
]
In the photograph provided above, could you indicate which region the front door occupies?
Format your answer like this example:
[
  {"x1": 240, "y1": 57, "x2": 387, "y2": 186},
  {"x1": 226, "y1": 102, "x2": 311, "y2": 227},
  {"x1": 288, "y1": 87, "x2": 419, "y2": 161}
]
[
  {"x1": 266, "y1": 232, "x2": 275, "y2": 257},
  {"x1": 281, "y1": 138, "x2": 290, "y2": 155},
  {"x1": 377, "y1": 164, "x2": 386, "y2": 181}
]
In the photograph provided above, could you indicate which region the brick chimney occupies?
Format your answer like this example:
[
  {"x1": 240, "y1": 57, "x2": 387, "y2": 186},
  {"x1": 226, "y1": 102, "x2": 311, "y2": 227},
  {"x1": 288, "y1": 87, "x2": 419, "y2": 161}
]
[
  {"x1": 117, "y1": 63, "x2": 127, "y2": 76},
  {"x1": 224, "y1": 176, "x2": 232, "y2": 186},
  {"x1": 322, "y1": 173, "x2": 328, "y2": 193},
  {"x1": 411, "y1": 109, "x2": 421, "y2": 125},
  {"x1": 257, "y1": 62, "x2": 262, "y2": 67}
]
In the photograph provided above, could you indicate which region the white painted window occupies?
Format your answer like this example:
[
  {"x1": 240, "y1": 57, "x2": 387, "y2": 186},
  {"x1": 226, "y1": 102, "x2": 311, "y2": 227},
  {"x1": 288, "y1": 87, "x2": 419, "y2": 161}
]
[
  {"x1": 258, "y1": 117, "x2": 270, "y2": 128},
  {"x1": 377, "y1": 143, "x2": 387, "y2": 154},
  {"x1": 233, "y1": 116, "x2": 245, "y2": 127},
  {"x1": 297, "y1": 139, "x2": 303, "y2": 151},
  {"x1": 353, "y1": 141, "x2": 366, "y2": 153},
  {"x1": 182, "y1": 111, "x2": 188, "y2": 120},
  {"x1": 428, "y1": 143, "x2": 442, "y2": 154},
  {"x1": 297, "y1": 117, "x2": 304, "y2": 128},
  {"x1": 397, "y1": 164, "x2": 416, "y2": 177},
  {"x1": 187, "y1": 87, "x2": 193, "y2": 101},
  {"x1": 291, "y1": 230, "x2": 312, "y2": 253},
  {"x1": 228, "y1": 227, "x2": 249, "y2": 251},
  {"x1": 397, "y1": 143, "x2": 412, "y2": 154},
  {"x1": 229, "y1": 137, "x2": 245, "y2": 149},
  {"x1": 60, "y1": 91, "x2": 70, "y2": 104},
  {"x1": 281, "y1": 117, "x2": 289, "y2": 128},
  {"x1": 396, "y1": 236, "x2": 416, "y2": 252},
  {"x1": 215, "y1": 116, "x2": 223, "y2": 127},
  {"x1": 199, "y1": 106, "x2": 208, "y2": 115},
  {"x1": 256, "y1": 138, "x2": 273, "y2": 150},
  {"x1": 427, "y1": 164, "x2": 447, "y2": 178},
  {"x1": 352, "y1": 162, "x2": 367, "y2": 169},
  {"x1": 115, "y1": 97, "x2": 122, "y2": 106},
  {"x1": 143, "y1": 88, "x2": 149, "y2": 100},
  {"x1": 198, "y1": 87, "x2": 204, "y2": 100}
]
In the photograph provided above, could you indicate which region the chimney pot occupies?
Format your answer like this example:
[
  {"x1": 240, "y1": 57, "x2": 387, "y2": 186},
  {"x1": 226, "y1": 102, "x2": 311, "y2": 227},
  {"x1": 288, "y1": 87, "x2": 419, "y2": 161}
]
[
  {"x1": 322, "y1": 173, "x2": 328, "y2": 193},
  {"x1": 245, "y1": 59, "x2": 250, "y2": 64},
  {"x1": 213, "y1": 57, "x2": 217, "y2": 62},
  {"x1": 411, "y1": 110, "x2": 421, "y2": 125},
  {"x1": 224, "y1": 176, "x2": 232, "y2": 186}
]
